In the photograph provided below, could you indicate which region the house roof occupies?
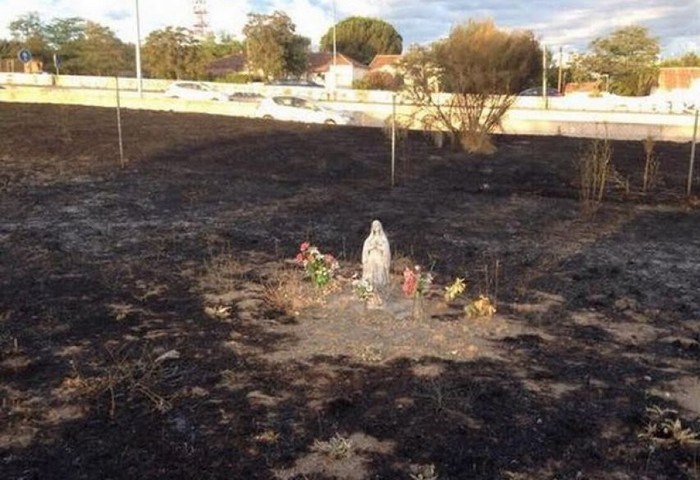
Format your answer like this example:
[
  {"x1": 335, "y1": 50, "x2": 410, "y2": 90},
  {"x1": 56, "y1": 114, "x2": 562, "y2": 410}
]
[
  {"x1": 309, "y1": 52, "x2": 368, "y2": 73},
  {"x1": 369, "y1": 54, "x2": 401, "y2": 71},
  {"x1": 206, "y1": 51, "x2": 369, "y2": 76}
]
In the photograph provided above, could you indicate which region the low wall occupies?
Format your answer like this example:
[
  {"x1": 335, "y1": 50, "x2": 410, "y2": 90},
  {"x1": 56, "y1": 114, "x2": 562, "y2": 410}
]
[
  {"x1": 1, "y1": 83, "x2": 697, "y2": 142},
  {"x1": 0, "y1": 85, "x2": 258, "y2": 117}
]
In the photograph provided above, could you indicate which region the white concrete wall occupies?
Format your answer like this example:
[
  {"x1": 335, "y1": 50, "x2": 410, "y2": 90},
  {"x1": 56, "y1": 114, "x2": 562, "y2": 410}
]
[{"x1": 1, "y1": 73, "x2": 698, "y2": 142}]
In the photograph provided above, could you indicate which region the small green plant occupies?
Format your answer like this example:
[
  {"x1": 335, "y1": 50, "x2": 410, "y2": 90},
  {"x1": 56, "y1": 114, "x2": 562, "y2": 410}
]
[
  {"x1": 443, "y1": 277, "x2": 466, "y2": 302},
  {"x1": 294, "y1": 241, "x2": 339, "y2": 288},
  {"x1": 351, "y1": 276, "x2": 375, "y2": 301}
]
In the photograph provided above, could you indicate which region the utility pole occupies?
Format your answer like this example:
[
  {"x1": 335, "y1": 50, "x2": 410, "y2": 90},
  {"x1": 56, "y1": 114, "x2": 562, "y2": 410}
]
[
  {"x1": 542, "y1": 43, "x2": 548, "y2": 108},
  {"x1": 332, "y1": 0, "x2": 337, "y2": 91},
  {"x1": 135, "y1": 0, "x2": 143, "y2": 98},
  {"x1": 557, "y1": 46, "x2": 563, "y2": 93},
  {"x1": 688, "y1": 108, "x2": 699, "y2": 196}
]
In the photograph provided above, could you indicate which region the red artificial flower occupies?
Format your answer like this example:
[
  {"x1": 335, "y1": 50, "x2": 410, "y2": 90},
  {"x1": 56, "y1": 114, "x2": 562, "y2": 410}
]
[{"x1": 402, "y1": 267, "x2": 417, "y2": 297}]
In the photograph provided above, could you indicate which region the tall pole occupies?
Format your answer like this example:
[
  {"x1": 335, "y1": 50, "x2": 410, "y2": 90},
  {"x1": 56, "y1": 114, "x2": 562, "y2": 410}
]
[
  {"x1": 542, "y1": 43, "x2": 548, "y2": 108},
  {"x1": 557, "y1": 46, "x2": 563, "y2": 93},
  {"x1": 115, "y1": 77, "x2": 126, "y2": 168},
  {"x1": 135, "y1": 0, "x2": 143, "y2": 98},
  {"x1": 391, "y1": 94, "x2": 396, "y2": 188},
  {"x1": 688, "y1": 109, "x2": 699, "y2": 197},
  {"x1": 332, "y1": 0, "x2": 337, "y2": 91}
]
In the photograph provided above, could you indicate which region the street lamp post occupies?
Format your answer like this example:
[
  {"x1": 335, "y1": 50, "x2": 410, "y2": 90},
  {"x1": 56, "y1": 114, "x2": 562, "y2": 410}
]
[
  {"x1": 135, "y1": 0, "x2": 143, "y2": 98},
  {"x1": 332, "y1": 0, "x2": 337, "y2": 91}
]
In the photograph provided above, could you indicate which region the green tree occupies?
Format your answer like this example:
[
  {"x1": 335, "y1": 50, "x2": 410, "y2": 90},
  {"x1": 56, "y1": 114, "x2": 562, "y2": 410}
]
[
  {"x1": 143, "y1": 27, "x2": 202, "y2": 79},
  {"x1": 45, "y1": 17, "x2": 86, "y2": 49},
  {"x1": 400, "y1": 19, "x2": 540, "y2": 153},
  {"x1": 42, "y1": 17, "x2": 87, "y2": 73},
  {"x1": 320, "y1": 16, "x2": 402, "y2": 65},
  {"x1": 8, "y1": 12, "x2": 48, "y2": 60},
  {"x1": 199, "y1": 32, "x2": 243, "y2": 60},
  {"x1": 71, "y1": 22, "x2": 131, "y2": 76},
  {"x1": 0, "y1": 39, "x2": 22, "y2": 59},
  {"x1": 583, "y1": 25, "x2": 660, "y2": 96},
  {"x1": 243, "y1": 11, "x2": 309, "y2": 80},
  {"x1": 433, "y1": 20, "x2": 540, "y2": 94}
]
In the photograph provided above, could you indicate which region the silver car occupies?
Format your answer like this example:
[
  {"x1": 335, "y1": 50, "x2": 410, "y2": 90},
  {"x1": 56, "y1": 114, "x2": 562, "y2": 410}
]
[
  {"x1": 164, "y1": 81, "x2": 230, "y2": 101},
  {"x1": 256, "y1": 96, "x2": 352, "y2": 125}
]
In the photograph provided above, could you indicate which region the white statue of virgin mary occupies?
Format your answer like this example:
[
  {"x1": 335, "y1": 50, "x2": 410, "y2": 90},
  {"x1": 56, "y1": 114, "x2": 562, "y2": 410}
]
[{"x1": 362, "y1": 220, "x2": 391, "y2": 287}]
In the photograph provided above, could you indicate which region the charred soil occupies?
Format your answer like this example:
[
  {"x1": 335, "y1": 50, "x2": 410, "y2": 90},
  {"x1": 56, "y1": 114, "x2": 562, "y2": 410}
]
[{"x1": 1, "y1": 104, "x2": 700, "y2": 479}]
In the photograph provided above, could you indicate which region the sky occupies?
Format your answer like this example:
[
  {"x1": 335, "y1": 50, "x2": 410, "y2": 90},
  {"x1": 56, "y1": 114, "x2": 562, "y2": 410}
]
[{"x1": 0, "y1": 0, "x2": 699, "y2": 58}]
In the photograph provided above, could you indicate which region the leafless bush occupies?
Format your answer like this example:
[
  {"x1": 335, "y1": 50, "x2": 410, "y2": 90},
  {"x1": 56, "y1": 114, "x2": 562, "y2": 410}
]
[
  {"x1": 608, "y1": 165, "x2": 630, "y2": 194},
  {"x1": 576, "y1": 137, "x2": 612, "y2": 216},
  {"x1": 74, "y1": 345, "x2": 172, "y2": 418},
  {"x1": 642, "y1": 135, "x2": 661, "y2": 192}
]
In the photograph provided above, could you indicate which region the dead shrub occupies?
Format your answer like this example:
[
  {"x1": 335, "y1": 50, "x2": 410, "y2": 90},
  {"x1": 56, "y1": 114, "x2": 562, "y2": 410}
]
[
  {"x1": 313, "y1": 433, "x2": 353, "y2": 459},
  {"x1": 642, "y1": 135, "x2": 661, "y2": 193},
  {"x1": 464, "y1": 295, "x2": 497, "y2": 318},
  {"x1": 639, "y1": 405, "x2": 700, "y2": 449},
  {"x1": 576, "y1": 137, "x2": 612, "y2": 216},
  {"x1": 74, "y1": 345, "x2": 173, "y2": 418},
  {"x1": 459, "y1": 129, "x2": 497, "y2": 155},
  {"x1": 608, "y1": 165, "x2": 630, "y2": 194},
  {"x1": 263, "y1": 267, "x2": 328, "y2": 314}
]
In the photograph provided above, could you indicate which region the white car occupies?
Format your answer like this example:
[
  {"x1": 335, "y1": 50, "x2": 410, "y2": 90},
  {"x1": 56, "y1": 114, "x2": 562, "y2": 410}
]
[
  {"x1": 164, "y1": 81, "x2": 230, "y2": 101},
  {"x1": 256, "y1": 96, "x2": 352, "y2": 125}
]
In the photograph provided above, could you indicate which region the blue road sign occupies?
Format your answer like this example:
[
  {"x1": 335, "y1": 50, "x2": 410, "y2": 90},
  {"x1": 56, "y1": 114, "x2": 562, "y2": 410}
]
[{"x1": 17, "y1": 49, "x2": 32, "y2": 64}]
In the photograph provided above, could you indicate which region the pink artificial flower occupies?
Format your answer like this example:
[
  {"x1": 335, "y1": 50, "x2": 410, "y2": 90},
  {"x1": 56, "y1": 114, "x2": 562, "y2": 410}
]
[
  {"x1": 324, "y1": 254, "x2": 335, "y2": 264},
  {"x1": 300, "y1": 241, "x2": 310, "y2": 252},
  {"x1": 295, "y1": 253, "x2": 304, "y2": 264}
]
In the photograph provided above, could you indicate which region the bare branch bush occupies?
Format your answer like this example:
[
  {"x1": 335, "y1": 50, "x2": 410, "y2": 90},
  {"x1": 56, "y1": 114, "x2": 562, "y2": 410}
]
[
  {"x1": 576, "y1": 137, "x2": 612, "y2": 216},
  {"x1": 75, "y1": 344, "x2": 173, "y2": 418},
  {"x1": 642, "y1": 135, "x2": 661, "y2": 193}
]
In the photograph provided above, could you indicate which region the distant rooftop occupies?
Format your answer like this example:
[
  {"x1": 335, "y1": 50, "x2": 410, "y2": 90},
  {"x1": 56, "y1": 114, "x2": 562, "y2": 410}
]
[{"x1": 369, "y1": 54, "x2": 402, "y2": 71}]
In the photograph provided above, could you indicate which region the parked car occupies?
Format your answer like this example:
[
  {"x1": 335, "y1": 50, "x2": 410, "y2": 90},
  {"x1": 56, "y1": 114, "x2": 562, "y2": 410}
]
[
  {"x1": 256, "y1": 96, "x2": 353, "y2": 125},
  {"x1": 519, "y1": 87, "x2": 563, "y2": 97},
  {"x1": 164, "y1": 81, "x2": 230, "y2": 101},
  {"x1": 266, "y1": 79, "x2": 324, "y2": 88}
]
